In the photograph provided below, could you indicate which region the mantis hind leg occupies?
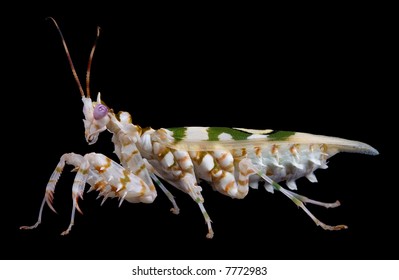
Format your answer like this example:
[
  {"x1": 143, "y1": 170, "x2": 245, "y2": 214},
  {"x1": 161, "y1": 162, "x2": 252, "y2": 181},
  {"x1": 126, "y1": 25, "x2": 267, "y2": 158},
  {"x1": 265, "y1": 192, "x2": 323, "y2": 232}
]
[
  {"x1": 273, "y1": 184, "x2": 347, "y2": 230},
  {"x1": 251, "y1": 163, "x2": 347, "y2": 231}
]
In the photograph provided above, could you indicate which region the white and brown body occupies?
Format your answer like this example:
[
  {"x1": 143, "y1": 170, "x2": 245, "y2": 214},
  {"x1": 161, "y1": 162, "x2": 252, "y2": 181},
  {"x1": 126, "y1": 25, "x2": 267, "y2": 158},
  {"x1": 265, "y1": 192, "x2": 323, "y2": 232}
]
[
  {"x1": 21, "y1": 95, "x2": 379, "y2": 238},
  {"x1": 141, "y1": 126, "x2": 378, "y2": 197},
  {"x1": 21, "y1": 20, "x2": 379, "y2": 238},
  {"x1": 97, "y1": 104, "x2": 378, "y2": 237}
]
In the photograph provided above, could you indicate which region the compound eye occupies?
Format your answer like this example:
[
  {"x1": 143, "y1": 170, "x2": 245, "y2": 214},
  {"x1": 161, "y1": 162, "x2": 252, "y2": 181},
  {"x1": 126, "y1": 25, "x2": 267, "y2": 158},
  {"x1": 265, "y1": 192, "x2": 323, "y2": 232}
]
[{"x1": 93, "y1": 104, "x2": 108, "y2": 120}]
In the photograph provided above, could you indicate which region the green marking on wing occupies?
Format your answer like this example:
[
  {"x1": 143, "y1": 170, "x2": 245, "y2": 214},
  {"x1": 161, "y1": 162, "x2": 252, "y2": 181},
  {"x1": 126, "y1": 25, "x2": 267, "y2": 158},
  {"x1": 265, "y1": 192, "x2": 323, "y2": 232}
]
[
  {"x1": 207, "y1": 127, "x2": 252, "y2": 141},
  {"x1": 168, "y1": 127, "x2": 187, "y2": 142},
  {"x1": 169, "y1": 127, "x2": 295, "y2": 143},
  {"x1": 267, "y1": 131, "x2": 295, "y2": 141}
]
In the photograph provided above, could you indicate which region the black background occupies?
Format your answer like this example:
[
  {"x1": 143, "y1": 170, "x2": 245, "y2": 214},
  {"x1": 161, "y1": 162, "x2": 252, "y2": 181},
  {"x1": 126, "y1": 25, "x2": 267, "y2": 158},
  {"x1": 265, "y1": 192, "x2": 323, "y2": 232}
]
[{"x1": 4, "y1": 12, "x2": 394, "y2": 260}]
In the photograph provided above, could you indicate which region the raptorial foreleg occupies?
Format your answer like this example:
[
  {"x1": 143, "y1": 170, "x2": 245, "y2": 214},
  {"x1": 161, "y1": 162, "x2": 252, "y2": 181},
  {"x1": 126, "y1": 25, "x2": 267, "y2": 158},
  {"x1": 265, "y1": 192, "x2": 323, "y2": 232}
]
[
  {"x1": 21, "y1": 152, "x2": 158, "y2": 235},
  {"x1": 60, "y1": 156, "x2": 90, "y2": 235},
  {"x1": 20, "y1": 153, "x2": 87, "y2": 232},
  {"x1": 112, "y1": 121, "x2": 180, "y2": 214}
]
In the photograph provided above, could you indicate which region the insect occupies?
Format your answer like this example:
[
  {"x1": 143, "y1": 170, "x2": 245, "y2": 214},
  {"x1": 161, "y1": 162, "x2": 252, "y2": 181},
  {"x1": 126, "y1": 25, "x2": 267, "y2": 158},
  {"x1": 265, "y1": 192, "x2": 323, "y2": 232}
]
[{"x1": 21, "y1": 18, "x2": 379, "y2": 238}]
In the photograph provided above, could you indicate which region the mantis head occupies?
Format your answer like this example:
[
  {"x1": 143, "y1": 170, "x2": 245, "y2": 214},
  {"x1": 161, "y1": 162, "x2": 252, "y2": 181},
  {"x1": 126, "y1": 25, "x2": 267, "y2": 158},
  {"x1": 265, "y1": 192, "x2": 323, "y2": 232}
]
[
  {"x1": 47, "y1": 17, "x2": 110, "y2": 145},
  {"x1": 82, "y1": 93, "x2": 110, "y2": 144}
]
